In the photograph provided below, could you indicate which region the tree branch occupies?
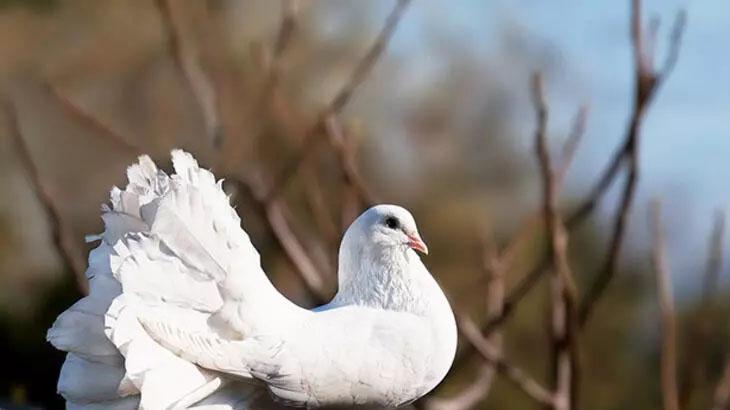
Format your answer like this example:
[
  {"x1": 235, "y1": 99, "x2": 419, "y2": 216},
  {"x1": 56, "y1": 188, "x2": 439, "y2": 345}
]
[
  {"x1": 650, "y1": 200, "x2": 679, "y2": 410},
  {"x1": 229, "y1": 178, "x2": 331, "y2": 304},
  {"x1": 324, "y1": 115, "x2": 377, "y2": 207},
  {"x1": 4, "y1": 102, "x2": 88, "y2": 294},
  {"x1": 424, "y1": 238, "x2": 506, "y2": 410},
  {"x1": 44, "y1": 82, "x2": 142, "y2": 154},
  {"x1": 459, "y1": 315, "x2": 555, "y2": 408},
  {"x1": 532, "y1": 73, "x2": 580, "y2": 410},
  {"x1": 577, "y1": 0, "x2": 686, "y2": 326},
  {"x1": 264, "y1": 0, "x2": 411, "y2": 201},
  {"x1": 156, "y1": 0, "x2": 223, "y2": 148}
]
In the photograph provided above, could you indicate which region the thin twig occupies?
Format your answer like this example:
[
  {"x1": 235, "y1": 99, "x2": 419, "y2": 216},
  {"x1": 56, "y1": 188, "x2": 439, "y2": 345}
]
[
  {"x1": 264, "y1": 0, "x2": 412, "y2": 201},
  {"x1": 679, "y1": 210, "x2": 726, "y2": 407},
  {"x1": 44, "y1": 82, "x2": 142, "y2": 154},
  {"x1": 458, "y1": 315, "x2": 555, "y2": 407},
  {"x1": 156, "y1": 0, "x2": 223, "y2": 148},
  {"x1": 532, "y1": 73, "x2": 580, "y2": 410},
  {"x1": 265, "y1": 199, "x2": 331, "y2": 301},
  {"x1": 703, "y1": 210, "x2": 726, "y2": 300},
  {"x1": 4, "y1": 102, "x2": 88, "y2": 294},
  {"x1": 452, "y1": 104, "x2": 585, "y2": 368},
  {"x1": 577, "y1": 1, "x2": 686, "y2": 326},
  {"x1": 712, "y1": 358, "x2": 730, "y2": 410},
  {"x1": 556, "y1": 104, "x2": 589, "y2": 186},
  {"x1": 650, "y1": 200, "x2": 679, "y2": 410},
  {"x1": 230, "y1": 177, "x2": 330, "y2": 304},
  {"x1": 260, "y1": 0, "x2": 300, "y2": 105},
  {"x1": 424, "y1": 238, "x2": 506, "y2": 410},
  {"x1": 324, "y1": 116, "x2": 377, "y2": 206}
]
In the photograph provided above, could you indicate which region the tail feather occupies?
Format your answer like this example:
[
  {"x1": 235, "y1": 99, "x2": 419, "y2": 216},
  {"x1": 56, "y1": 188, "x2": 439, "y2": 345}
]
[
  {"x1": 57, "y1": 353, "x2": 132, "y2": 404},
  {"x1": 49, "y1": 150, "x2": 285, "y2": 408},
  {"x1": 66, "y1": 396, "x2": 141, "y2": 410}
]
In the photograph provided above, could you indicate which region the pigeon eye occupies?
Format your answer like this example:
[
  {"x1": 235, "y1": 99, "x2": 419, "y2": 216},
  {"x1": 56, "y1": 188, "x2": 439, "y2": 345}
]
[{"x1": 384, "y1": 216, "x2": 399, "y2": 230}]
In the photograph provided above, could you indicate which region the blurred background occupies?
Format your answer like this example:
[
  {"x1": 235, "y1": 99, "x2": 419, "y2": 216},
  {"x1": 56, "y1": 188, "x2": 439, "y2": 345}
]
[{"x1": 0, "y1": 0, "x2": 729, "y2": 409}]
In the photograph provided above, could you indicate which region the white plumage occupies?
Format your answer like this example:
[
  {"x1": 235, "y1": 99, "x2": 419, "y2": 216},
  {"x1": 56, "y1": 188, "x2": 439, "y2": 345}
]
[{"x1": 47, "y1": 150, "x2": 457, "y2": 409}]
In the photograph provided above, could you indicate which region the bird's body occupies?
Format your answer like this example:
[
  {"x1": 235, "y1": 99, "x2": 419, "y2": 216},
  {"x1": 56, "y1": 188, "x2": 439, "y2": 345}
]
[{"x1": 47, "y1": 150, "x2": 456, "y2": 409}]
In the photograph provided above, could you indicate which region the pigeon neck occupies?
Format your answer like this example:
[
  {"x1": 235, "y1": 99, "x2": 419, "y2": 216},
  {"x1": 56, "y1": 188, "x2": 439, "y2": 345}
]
[{"x1": 333, "y1": 242, "x2": 435, "y2": 314}]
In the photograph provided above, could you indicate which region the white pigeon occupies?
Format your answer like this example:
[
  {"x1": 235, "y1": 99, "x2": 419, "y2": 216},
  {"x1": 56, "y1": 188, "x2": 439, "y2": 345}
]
[{"x1": 47, "y1": 150, "x2": 457, "y2": 409}]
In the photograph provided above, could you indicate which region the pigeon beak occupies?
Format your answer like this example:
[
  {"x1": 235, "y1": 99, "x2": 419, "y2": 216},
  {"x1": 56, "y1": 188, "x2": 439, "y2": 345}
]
[{"x1": 406, "y1": 232, "x2": 429, "y2": 255}]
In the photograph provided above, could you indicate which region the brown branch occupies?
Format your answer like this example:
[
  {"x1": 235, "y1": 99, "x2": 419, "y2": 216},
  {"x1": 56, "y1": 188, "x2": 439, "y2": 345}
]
[
  {"x1": 260, "y1": 0, "x2": 300, "y2": 104},
  {"x1": 228, "y1": 177, "x2": 330, "y2": 304},
  {"x1": 679, "y1": 210, "x2": 726, "y2": 407},
  {"x1": 458, "y1": 315, "x2": 555, "y2": 407},
  {"x1": 324, "y1": 116, "x2": 377, "y2": 207},
  {"x1": 156, "y1": 0, "x2": 223, "y2": 148},
  {"x1": 272, "y1": 0, "x2": 300, "y2": 64},
  {"x1": 43, "y1": 82, "x2": 142, "y2": 154},
  {"x1": 264, "y1": 0, "x2": 412, "y2": 202},
  {"x1": 265, "y1": 199, "x2": 331, "y2": 301},
  {"x1": 712, "y1": 359, "x2": 730, "y2": 410},
  {"x1": 703, "y1": 210, "x2": 726, "y2": 300},
  {"x1": 451, "y1": 105, "x2": 585, "y2": 368},
  {"x1": 4, "y1": 102, "x2": 88, "y2": 294},
  {"x1": 650, "y1": 200, "x2": 679, "y2": 410},
  {"x1": 532, "y1": 73, "x2": 580, "y2": 410},
  {"x1": 556, "y1": 104, "x2": 589, "y2": 186},
  {"x1": 576, "y1": 0, "x2": 686, "y2": 326},
  {"x1": 424, "y1": 238, "x2": 506, "y2": 410}
]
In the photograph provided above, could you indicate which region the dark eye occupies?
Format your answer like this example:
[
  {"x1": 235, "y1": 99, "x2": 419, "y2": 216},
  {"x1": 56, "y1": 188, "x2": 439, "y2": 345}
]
[{"x1": 384, "y1": 216, "x2": 399, "y2": 230}]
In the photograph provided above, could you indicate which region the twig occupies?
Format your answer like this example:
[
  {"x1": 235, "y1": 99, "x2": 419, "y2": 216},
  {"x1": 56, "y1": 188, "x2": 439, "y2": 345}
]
[
  {"x1": 265, "y1": 199, "x2": 331, "y2": 301},
  {"x1": 650, "y1": 200, "x2": 679, "y2": 410},
  {"x1": 532, "y1": 73, "x2": 580, "y2": 410},
  {"x1": 229, "y1": 177, "x2": 330, "y2": 304},
  {"x1": 451, "y1": 105, "x2": 585, "y2": 369},
  {"x1": 577, "y1": 0, "x2": 686, "y2": 326},
  {"x1": 703, "y1": 210, "x2": 726, "y2": 300},
  {"x1": 4, "y1": 102, "x2": 88, "y2": 294},
  {"x1": 156, "y1": 0, "x2": 223, "y2": 148},
  {"x1": 264, "y1": 0, "x2": 412, "y2": 202},
  {"x1": 424, "y1": 238, "x2": 506, "y2": 410},
  {"x1": 265, "y1": 0, "x2": 300, "y2": 94},
  {"x1": 458, "y1": 315, "x2": 555, "y2": 407},
  {"x1": 679, "y1": 210, "x2": 726, "y2": 407},
  {"x1": 712, "y1": 359, "x2": 730, "y2": 410},
  {"x1": 44, "y1": 82, "x2": 142, "y2": 154},
  {"x1": 556, "y1": 104, "x2": 589, "y2": 186},
  {"x1": 324, "y1": 116, "x2": 377, "y2": 207}
]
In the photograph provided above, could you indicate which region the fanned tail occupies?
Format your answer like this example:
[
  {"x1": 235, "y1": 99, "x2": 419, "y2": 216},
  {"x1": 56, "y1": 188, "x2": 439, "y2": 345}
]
[{"x1": 48, "y1": 151, "x2": 282, "y2": 409}]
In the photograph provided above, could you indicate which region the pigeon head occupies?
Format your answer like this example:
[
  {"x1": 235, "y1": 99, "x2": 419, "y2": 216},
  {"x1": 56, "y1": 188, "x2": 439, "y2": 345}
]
[
  {"x1": 347, "y1": 204, "x2": 428, "y2": 256},
  {"x1": 334, "y1": 204, "x2": 431, "y2": 307}
]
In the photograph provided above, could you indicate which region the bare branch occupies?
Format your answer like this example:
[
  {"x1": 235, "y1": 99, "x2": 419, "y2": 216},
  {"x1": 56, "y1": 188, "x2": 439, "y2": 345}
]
[
  {"x1": 556, "y1": 104, "x2": 589, "y2": 186},
  {"x1": 324, "y1": 116, "x2": 377, "y2": 207},
  {"x1": 156, "y1": 0, "x2": 222, "y2": 148},
  {"x1": 229, "y1": 178, "x2": 331, "y2": 304},
  {"x1": 650, "y1": 200, "x2": 679, "y2": 410},
  {"x1": 261, "y1": 0, "x2": 300, "y2": 102},
  {"x1": 44, "y1": 82, "x2": 142, "y2": 154},
  {"x1": 424, "y1": 238, "x2": 506, "y2": 410},
  {"x1": 264, "y1": 0, "x2": 412, "y2": 201},
  {"x1": 532, "y1": 72, "x2": 580, "y2": 410},
  {"x1": 712, "y1": 359, "x2": 730, "y2": 410},
  {"x1": 4, "y1": 102, "x2": 88, "y2": 294},
  {"x1": 265, "y1": 199, "x2": 331, "y2": 300},
  {"x1": 577, "y1": 0, "x2": 687, "y2": 326},
  {"x1": 703, "y1": 210, "x2": 726, "y2": 300},
  {"x1": 458, "y1": 315, "x2": 555, "y2": 407},
  {"x1": 679, "y1": 210, "x2": 726, "y2": 407}
]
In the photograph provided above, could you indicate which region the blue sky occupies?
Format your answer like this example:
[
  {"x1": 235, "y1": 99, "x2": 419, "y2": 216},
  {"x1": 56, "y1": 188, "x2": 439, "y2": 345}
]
[{"x1": 384, "y1": 0, "x2": 730, "y2": 296}]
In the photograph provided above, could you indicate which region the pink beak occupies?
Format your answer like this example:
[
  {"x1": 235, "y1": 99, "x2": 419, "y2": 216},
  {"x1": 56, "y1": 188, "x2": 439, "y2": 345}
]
[{"x1": 407, "y1": 233, "x2": 429, "y2": 255}]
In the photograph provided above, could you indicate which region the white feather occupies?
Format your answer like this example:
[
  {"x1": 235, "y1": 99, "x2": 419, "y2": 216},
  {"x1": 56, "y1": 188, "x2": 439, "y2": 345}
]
[{"x1": 49, "y1": 150, "x2": 457, "y2": 409}]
